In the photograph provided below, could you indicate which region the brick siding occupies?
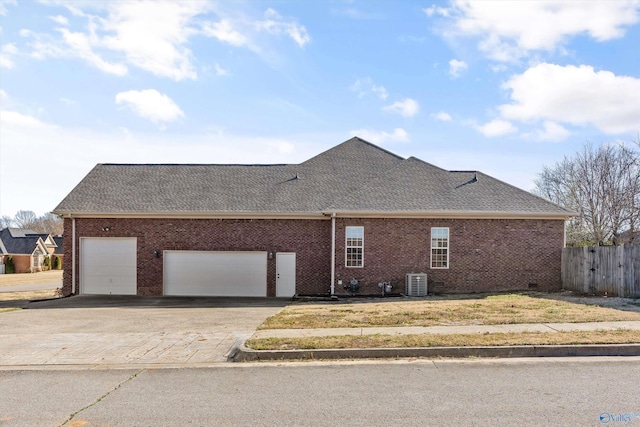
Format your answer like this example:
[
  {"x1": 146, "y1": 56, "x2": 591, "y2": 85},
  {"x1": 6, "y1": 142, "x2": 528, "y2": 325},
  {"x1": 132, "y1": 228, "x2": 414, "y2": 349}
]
[{"x1": 62, "y1": 217, "x2": 564, "y2": 296}]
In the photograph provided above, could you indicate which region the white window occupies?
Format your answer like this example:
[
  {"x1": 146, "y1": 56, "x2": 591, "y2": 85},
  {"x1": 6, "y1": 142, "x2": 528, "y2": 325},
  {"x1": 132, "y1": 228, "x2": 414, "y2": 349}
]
[
  {"x1": 345, "y1": 226, "x2": 364, "y2": 268},
  {"x1": 431, "y1": 227, "x2": 449, "y2": 269}
]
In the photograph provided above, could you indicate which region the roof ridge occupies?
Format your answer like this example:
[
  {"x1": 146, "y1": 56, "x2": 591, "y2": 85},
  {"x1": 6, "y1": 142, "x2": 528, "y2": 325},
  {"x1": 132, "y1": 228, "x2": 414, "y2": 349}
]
[{"x1": 99, "y1": 163, "x2": 290, "y2": 167}]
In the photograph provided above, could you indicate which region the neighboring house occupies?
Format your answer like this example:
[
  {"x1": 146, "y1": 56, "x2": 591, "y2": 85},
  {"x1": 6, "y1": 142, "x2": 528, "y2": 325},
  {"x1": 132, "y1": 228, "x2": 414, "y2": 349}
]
[
  {"x1": 53, "y1": 137, "x2": 574, "y2": 297},
  {"x1": 0, "y1": 228, "x2": 59, "y2": 273}
]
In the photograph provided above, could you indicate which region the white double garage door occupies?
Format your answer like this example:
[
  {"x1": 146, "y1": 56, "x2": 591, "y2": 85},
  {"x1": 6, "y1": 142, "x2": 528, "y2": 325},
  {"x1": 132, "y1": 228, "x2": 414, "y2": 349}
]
[{"x1": 80, "y1": 238, "x2": 296, "y2": 297}]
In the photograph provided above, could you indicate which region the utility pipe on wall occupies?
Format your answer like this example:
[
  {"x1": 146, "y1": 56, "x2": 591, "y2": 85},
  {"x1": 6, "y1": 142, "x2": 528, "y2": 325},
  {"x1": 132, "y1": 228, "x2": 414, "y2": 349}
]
[{"x1": 330, "y1": 212, "x2": 336, "y2": 295}]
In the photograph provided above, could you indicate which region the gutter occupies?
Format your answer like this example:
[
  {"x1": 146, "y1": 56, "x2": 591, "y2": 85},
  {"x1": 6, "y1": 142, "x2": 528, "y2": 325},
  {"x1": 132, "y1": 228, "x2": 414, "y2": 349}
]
[
  {"x1": 330, "y1": 212, "x2": 336, "y2": 296},
  {"x1": 322, "y1": 210, "x2": 576, "y2": 220},
  {"x1": 71, "y1": 214, "x2": 76, "y2": 295}
]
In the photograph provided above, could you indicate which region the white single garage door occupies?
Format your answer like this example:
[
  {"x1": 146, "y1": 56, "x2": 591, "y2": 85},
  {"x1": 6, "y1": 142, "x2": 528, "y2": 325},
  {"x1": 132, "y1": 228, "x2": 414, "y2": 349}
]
[
  {"x1": 81, "y1": 238, "x2": 137, "y2": 295},
  {"x1": 164, "y1": 251, "x2": 267, "y2": 297}
]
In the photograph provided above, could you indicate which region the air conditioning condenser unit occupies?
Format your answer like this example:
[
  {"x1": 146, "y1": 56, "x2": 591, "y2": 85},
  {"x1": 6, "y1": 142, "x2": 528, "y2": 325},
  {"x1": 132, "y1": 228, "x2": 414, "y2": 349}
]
[{"x1": 405, "y1": 273, "x2": 428, "y2": 296}]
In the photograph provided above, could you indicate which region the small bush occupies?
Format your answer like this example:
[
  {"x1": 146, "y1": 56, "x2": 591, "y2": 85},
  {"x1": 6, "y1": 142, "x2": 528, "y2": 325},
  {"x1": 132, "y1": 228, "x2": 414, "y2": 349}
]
[
  {"x1": 43, "y1": 257, "x2": 50, "y2": 271},
  {"x1": 53, "y1": 256, "x2": 61, "y2": 270},
  {"x1": 5, "y1": 256, "x2": 14, "y2": 274}
]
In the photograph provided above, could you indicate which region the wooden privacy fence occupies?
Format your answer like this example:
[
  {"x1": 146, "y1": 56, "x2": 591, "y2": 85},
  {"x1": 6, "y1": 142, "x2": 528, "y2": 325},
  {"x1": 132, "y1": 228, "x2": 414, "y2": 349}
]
[{"x1": 562, "y1": 243, "x2": 640, "y2": 297}]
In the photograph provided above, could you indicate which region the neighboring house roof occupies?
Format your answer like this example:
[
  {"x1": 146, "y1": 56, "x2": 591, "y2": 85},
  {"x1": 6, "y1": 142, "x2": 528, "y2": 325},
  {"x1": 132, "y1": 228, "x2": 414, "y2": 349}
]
[
  {"x1": 53, "y1": 137, "x2": 574, "y2": 219},
  {"x1": 53, "y1": 236, "x2": 64, "y2": 254},
  {"x1": 0, "y1": 228, "x2": 47, "y2": 255}
]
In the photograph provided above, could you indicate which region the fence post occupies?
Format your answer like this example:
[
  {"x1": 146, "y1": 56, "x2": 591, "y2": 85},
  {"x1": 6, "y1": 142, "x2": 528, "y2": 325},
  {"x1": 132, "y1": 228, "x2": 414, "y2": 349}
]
[
  {"x1": 617, "y1": 244, "x2": 624, "y2": 297},
  {"x1": 583, "y1": 246, "x2": 589, "y2": 294}
]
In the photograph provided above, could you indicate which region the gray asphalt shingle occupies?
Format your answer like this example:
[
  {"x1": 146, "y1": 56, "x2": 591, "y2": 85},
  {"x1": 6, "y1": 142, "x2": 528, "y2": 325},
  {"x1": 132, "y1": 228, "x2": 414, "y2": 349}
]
[{"x1": 53, "y1": 137, "x2": 572, "y2": 217}]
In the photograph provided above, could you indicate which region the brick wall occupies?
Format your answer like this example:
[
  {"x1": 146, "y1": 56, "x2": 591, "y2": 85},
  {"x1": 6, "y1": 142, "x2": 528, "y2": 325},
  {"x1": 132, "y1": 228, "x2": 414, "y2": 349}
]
[
  {"x1": 62, "y1": 216, "x2": 565, "y2": 296},
  {"x1": 12, "y1": 255, "x2": 33, "y2": 274},
  {"x1": 62, "y1": 217, "x2": 331, "y2": 296},
  {"x1": 334, "y1": 218, "x2": 565, "y2": 295}
]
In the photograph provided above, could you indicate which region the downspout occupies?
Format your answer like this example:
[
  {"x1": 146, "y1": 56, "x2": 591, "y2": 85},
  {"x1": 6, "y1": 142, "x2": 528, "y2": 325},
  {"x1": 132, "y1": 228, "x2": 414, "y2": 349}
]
[
  {"x1": 330, "y1": 212, "x2": 336, "y2": 295},
  {"x1": 71, "y1": 214, "x2": 76, "y2": 294}
]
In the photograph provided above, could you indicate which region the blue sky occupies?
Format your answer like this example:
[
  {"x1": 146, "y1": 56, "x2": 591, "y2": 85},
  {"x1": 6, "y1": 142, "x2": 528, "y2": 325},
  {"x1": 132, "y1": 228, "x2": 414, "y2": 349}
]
[{"x1": 1, "y1": 0, "x2": 639, "y2": 217}]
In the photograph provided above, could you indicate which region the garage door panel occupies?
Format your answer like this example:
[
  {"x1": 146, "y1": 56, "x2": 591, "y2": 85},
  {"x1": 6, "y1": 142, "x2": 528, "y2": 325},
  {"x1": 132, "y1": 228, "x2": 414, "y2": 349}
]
[
  {"x1": 164, "y1": 251, "x2": 266, "y2": 297},
  {"x1": 81, "y1": 238, "x2": 137, "y2": 295}
]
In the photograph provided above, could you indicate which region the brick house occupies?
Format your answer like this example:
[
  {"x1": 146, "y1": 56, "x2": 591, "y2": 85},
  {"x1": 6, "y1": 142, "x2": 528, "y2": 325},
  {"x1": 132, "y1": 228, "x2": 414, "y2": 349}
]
[
  {"x1": 0, "y1": 228, "x2": 60, "y2": 273},
  {"x1": 53, "y1": 137, "x2": 573, "y2": 297}
]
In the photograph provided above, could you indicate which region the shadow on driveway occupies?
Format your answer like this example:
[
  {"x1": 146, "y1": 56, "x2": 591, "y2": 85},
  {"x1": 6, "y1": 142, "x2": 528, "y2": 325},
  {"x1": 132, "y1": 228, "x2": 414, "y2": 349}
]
[{"x1": 23, "y1": 294, "x2": 292, "y2": 309}]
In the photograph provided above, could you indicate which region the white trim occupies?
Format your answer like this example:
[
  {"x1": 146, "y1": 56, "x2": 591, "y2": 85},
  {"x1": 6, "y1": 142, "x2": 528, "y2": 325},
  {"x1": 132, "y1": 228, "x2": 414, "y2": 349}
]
[
  {"x1": 53, "y1": 210, "x2": 575, "y2": 220},
  {"x1": 71, "y1": 215, "x2": 76, "y2": 294},
  {"x1": 53, "y1": 211, "x2": 327, "y2": 220},
  {"x1": 345, "y1": 226, "x2": 364, "y2": 268},
  {"x1": 327, "y1": 210, "x2": 574, "y2": 220},
  {"x1": 330, "y1": 213, "x2": 336, "y2": 295},
  {"x1": 430, "y1": 227, "x2": 450, "y2": 269}
]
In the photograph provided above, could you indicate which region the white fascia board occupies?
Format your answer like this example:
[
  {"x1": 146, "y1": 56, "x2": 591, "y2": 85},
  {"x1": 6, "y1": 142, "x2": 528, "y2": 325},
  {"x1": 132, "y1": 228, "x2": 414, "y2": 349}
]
[
  {"x1": 325, "y1": 210, "x2": 575, "y2": 220},
  {"x1": 52, "y1": 211, "x2": 328, "y2": 220}
]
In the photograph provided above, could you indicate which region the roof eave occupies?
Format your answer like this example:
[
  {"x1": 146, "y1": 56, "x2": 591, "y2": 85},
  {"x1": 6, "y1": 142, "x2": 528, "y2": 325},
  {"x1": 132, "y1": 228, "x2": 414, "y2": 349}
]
[
  {"x1": 51, "y1": 210, "x2": 327, "y2": 220},
  {"x1": 323, "y1": 210, "x2": 576, "y2": 220}
]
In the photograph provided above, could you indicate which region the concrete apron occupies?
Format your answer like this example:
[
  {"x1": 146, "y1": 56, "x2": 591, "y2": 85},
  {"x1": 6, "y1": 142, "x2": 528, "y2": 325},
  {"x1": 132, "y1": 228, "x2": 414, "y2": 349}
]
[
  {"x1": 0, "y1": 296, "x2": 288, "y2": 368},
  {"x1": 0, "y1": 331, "x2": 252, "y2": 368}
]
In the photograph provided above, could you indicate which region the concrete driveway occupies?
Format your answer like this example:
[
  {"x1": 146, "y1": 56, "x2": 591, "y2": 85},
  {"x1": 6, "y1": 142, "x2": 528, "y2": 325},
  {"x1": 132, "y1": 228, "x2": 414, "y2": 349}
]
[{"x1": 0, "y1": 296, "x2": 288, "y2": 367}]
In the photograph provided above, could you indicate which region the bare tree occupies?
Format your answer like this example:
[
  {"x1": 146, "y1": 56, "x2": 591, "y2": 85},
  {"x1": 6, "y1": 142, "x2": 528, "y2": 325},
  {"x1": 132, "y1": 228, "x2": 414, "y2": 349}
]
[
  {"x1": 533, "y1": 141, "x2": 640, "y2": 246},
  {"x1": 13, "y1": 210, "x2": 38, "y2": 229},
  {"x1": 0, "y1": 216, "x2": 14, "y2": 229},
  {"x1": 4, "y1": 211, "x2": 64, "y2": 235},
  {"x1": 36, "y1": 213, "x2": 64, "y2": 236}
]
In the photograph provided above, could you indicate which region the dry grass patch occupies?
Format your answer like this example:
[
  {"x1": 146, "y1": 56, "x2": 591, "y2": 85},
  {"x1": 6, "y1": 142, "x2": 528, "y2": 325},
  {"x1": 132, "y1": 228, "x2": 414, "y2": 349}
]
[
  {"x1": 0, "y1": 290, "x2": 60, "y2": 301},
  {"x1": 259, "y1": 294, "x2": 640, "y2": 330},
  {"x1": 246, "y1": 330, "x2": 640, "y2": 350},
  {"x1": 0, "y1": 270, "x2": 62, "y2": 287}
]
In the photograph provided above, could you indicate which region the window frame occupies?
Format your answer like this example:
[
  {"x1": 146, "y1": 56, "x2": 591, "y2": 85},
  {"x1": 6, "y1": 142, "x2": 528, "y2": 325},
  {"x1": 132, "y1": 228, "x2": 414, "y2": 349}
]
[
  {"x1": 430, "y1": 227, "x2": 450, "y2": 269},
  {"x1": 345, "y1": 226, "x2": 364, "y2": 268}
]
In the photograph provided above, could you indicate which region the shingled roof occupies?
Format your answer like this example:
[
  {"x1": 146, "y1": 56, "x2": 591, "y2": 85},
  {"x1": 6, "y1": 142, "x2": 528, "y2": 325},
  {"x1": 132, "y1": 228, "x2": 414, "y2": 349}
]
[{"x1": 53, "y1": 137, "x2": 573, "y2": 218}]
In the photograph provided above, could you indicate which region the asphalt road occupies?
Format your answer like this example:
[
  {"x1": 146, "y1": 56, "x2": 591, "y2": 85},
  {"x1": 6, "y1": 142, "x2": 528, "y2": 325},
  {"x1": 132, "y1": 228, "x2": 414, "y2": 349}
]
[{"x1": 1, "y1": 358, "x2": 639, "y2": 426}]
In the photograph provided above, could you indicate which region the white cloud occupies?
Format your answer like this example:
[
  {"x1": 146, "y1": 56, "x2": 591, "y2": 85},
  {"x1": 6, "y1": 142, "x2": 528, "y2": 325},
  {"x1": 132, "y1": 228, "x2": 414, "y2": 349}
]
[
  {"x1": 448, "y1": 58, "x2": 468, "y2": 78},
  {"x1": 499, "y1": 63, "x2": 640, "y2": 134},
  {"x1": 372, "y1": 84, "x2": 388, "y2": 100},
  {"x1": 21, "y1": 3, "x2": 311, "y2": 79},
  {"x1": 350, "y1": 128, "x2": 409, "y2": 144},
  {"x1": 0, "y1": 0, "x2": 16, "y2": 16},
  {"x1": 535, "y1": 121, "x2": 570, "y2": 142},
  {"x1": 0, "y1": 43, "x2": 16, "y2": 68},
  {"x1": 59, "y1": 97, "x2": 75, "y2": 106},
  {"x1": 202, "y1": 19, "x2": 248, "y2": 47},
  {"x1": 115, "y1": 89, "x2": 184, "y2": 124},
  {"x1": 424, "y1": 5, "x2": 450, "y2": 18},
  {"x1": 100, "y1": 1, "x2": 205, "y2": 81},
  {"x1": 214, "y1": 63, "x2": 229, "y2": 76},
  {"x1": 432, "y1": 111, "x2": 453, "y2": 122},
  {"x1": 258, "y1": 8, "x2": 310, "y2": 47},
  {"x1": 383, "y1": 98, "x2": 419, "y2": 117},
  {"x1": 350, "y1": 77, "x2": 388, "y2": 100},
  {"x1": 0, "y1": 110, "x2": 47, "y2": 128},
  {"x1": 475, "y1": 119, "x2": 518, "y2": 137},
  {"x1": 58, "y1": 28, "x2": 128, "y2": 76},
  {"x1": 49, "y1": 15, "x2": 68, "y2": 26},
  {"x1": 435, "y1": 1, "x2": 640, "y2": 62}
]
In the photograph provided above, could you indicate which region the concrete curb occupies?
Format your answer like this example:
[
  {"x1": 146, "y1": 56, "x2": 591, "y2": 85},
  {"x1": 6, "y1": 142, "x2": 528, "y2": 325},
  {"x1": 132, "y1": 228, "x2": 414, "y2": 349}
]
[{"x1": 230, "y1": 343, "x2": 640, "y2": 362}]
